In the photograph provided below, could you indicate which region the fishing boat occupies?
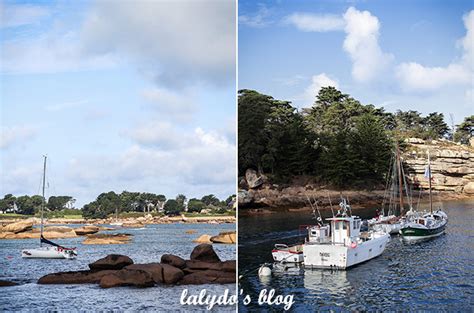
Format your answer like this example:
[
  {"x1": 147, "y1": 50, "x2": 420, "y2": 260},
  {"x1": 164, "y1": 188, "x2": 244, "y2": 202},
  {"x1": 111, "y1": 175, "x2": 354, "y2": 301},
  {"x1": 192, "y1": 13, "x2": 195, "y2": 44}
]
[
  {"x1": 21, "y1": 155, "x2": 77, "y2": 259},
  {"x1": 303, "y1": 199, "x2": 390, "y2": 269},
  {"x1": 400, "y1": 151, "x2": 448, "y2": 242}
]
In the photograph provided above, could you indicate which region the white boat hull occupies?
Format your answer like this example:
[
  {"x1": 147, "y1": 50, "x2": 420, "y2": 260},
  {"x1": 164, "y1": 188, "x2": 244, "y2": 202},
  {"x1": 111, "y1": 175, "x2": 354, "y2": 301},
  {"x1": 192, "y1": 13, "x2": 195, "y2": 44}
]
[
  {"x1": 272, "y1": 244, "x2": 304, "y2": 263},
  {"x1": 22, "y1": 246, "x2": 76, "y2": 259},
  {"x1": 303, "y1": 233, "x2": 390, "y2": 269},
  {"x1": 372, "y1": 222, "x2": 402, "y2": 235}
]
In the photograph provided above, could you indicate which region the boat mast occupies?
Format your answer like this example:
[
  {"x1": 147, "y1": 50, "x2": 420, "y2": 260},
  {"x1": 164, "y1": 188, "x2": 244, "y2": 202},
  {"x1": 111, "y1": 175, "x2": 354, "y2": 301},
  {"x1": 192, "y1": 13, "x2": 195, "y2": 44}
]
[
  {"x1": 41, "y1": 155, "x2": 47, "y2": 244},
  {"x1": 397, "y1": 144, "x2": 404, "y2": 216},
  {"x1": 428, "y1": 150, "x2": 433, "y2": 214}
]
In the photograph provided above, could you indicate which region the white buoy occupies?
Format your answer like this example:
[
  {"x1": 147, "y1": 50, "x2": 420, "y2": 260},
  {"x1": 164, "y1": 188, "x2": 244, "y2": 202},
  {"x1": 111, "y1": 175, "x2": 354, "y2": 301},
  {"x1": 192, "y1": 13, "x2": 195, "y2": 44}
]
[{"x1": 258, "y1": 265, "x2": 272, "y2": 277}]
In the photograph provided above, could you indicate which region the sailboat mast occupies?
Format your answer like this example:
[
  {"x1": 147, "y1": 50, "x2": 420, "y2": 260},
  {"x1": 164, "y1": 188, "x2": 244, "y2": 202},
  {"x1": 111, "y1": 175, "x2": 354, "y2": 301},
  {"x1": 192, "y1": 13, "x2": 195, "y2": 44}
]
[
  {"x1": 397, "y1": 144, "x2": 404, "y2": 215},
  {"x1": 41, "y1": 155, "x2": 47, "y2": 242},
  {"x1": 428, "y1": 151, "x2": 433, "y2": 214}
]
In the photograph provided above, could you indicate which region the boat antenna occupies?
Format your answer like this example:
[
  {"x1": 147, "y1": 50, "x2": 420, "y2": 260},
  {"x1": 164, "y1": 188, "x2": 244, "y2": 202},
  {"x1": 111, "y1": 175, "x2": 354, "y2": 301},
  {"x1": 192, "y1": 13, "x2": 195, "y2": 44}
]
[
  {"x1": 327, "y1": 192, "x2": 335, "y2": 217},
  {"x1": 312, "y1": 196, "x2": 323, "y2": 224},
  {"x1": 346, "y1": 196, "x2": 353, "y2": 216},
  {"x1": 427, "y1": 150, "x2": 433, "y2": 214},
  {"x1": 41, "y1": 154, "x2": 47, "y2": 246}
]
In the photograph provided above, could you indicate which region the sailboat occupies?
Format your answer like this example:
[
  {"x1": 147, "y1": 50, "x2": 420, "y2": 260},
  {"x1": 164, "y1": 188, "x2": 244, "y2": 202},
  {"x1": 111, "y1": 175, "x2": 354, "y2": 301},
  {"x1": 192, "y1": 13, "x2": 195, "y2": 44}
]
[
  {"x1": 21, "y1": 155, "x2": 77, "y2": 259},
  {"x1": 399, "y1": 150, "x2": 448, "y2": 242},
  {"x1": 369, "y1": 145, "x2": 414, "y2": 235}
]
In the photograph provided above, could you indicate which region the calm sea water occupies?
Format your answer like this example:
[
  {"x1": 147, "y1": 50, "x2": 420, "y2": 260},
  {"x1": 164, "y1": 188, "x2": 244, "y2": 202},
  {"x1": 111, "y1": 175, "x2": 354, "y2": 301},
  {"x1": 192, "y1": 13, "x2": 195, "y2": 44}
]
[
  {"x1": 238, "y1": 200, "x2": 474, "y2": 311},
  {"x1": 0, "y1": 223, "x2": 236, "y2": 312}
]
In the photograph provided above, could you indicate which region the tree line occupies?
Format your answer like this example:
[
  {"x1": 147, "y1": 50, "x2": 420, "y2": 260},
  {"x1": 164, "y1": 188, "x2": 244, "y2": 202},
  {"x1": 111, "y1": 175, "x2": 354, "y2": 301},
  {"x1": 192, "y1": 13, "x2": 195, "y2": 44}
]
[
  {"x1": 238, "y1": 87, "x2": 473, "y2": 188},
  {"x1": 0, "y1": 192, "x2": 235, "y2": 218}
]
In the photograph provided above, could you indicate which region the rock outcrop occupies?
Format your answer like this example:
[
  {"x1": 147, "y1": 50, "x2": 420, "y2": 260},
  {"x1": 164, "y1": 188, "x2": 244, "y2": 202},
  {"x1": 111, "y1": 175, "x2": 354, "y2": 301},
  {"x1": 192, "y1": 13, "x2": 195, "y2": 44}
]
[
  {"x1": 82, "y1": 233, "x2": 132, "y2": 245},
  {"x1": 245, "y1": 169, "x2": 264, "y2": 189},
  {"x1": 74, "y1": 225, "x2": 100, "y2": 236},
  {"x1": 89, "y1": 254, "x2": 133, "y2": 270},
  {"x1": 210, "y1": 231, "x2": 236, "y2": 244},
  {"x1": 0, "y1": 220, "x2": 34, "y2": 233},
  {"x1": 403, "y1": 139, "x2": 474, "y2": 194},
  {"x1": 38, "y1": 244, "x2": 235, "y2": 288},
  {"x1": 193, "y1": 234, "x2": 213, "y2": 244}
]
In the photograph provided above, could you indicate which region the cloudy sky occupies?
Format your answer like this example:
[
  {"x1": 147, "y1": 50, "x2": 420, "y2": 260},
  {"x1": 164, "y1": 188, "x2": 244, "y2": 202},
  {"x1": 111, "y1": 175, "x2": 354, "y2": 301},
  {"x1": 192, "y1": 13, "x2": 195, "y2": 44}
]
[
  {"x1": 239, "y1": 0, "x2": 473, "y2": 124},
  {"x1": 0, "y1": 0, "x2": 236, "y2": 207}
]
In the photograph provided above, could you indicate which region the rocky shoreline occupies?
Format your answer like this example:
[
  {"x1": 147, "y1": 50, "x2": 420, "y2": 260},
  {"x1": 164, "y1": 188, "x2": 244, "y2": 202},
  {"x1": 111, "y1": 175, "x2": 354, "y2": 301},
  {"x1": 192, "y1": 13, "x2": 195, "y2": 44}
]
[
  {"x1": 0, "y1": 219, "x2": 236, "y2": 244},
  {"x1": 239, "y1": 139, "x2": 474, "y2": 215},
  {"x1": 30, "y1": 244, "x2": 235, "y2": 287}
]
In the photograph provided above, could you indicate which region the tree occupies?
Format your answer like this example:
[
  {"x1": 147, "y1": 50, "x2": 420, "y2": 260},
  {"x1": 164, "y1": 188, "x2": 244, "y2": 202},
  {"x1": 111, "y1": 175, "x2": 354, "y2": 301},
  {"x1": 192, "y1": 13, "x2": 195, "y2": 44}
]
[
  {"x1": 201, "y1": 194, "x2": 220, "y2": 206},
  {"x1": 163, "y1": 199, "x2": 183, "y2": 215},
  {"x1": 422, "y1": 112, "x2": 449, "y2": 139},
  {"x1": 238, "y1": 89, "x2": 273, "y2": 174},
  {"x1": 187, "y1": 198, "x2": 205, "y2": 213},
  {"x1": 47, "y1": 196, "x2": 74, "y2": 211},
  {"x1": 454, "y1": 115, "x2": 474, "y2": 144}
]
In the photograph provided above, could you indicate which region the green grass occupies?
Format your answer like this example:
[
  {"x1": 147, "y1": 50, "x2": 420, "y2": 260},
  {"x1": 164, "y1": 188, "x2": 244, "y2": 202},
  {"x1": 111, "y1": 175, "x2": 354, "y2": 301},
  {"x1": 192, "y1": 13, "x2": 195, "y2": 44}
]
[{"x1": 0, "y1": 213, "x2": 31, "y2": 219}]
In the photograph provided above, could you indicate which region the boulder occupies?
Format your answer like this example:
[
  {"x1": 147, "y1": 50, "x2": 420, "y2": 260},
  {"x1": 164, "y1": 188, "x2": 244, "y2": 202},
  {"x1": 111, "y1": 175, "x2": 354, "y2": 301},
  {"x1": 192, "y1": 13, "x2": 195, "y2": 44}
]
[
  {"x1": 125, "y1": 263, "x2": 164, "y2": 283},
  {"x1": 193, "y1": 234, "x2": 213, "y2": 244},
  {"x1": 210, "y1": 231, "x2": 236, "y2": 244},
  {"x1": 99, "y1": 268, "x2": 154, "y2": 288},
  {"x1": 185, "y1": 260, "x2": 223, "y2": 271},
  {"x1": 221, "y1": 260, "x2": 236, "y2": 272},
  {"x1": 0, "y1": 280, "x2": 18, "y2": 287},
  {"x1": 185, "y1": 230, "x2": 197, "y2": 234},
  {"x1": 161, "y1": 254, "x2": 186, "y2": 269},
  {"x1": 190, "y1": 244, "x2": 221, "y2": 263},
  {"x1": 38, "y1": 270, "x2": 117, "y2": 284},
  {"x1": 82, "y1": 233, "x2": 131, "y2": 245},
  {"x1": 161, "y1": 264, "x2": 185, "y2": 284},
  {"x1": 74, "y1": 225, "x2": 100, "y2": 236},
  {"x1": 179, "y1": 270, "x2": 235, "y2": 285},
  {"x1": 464, "y1": 182, "x2": 474, "y2": 194},
  {"x1": 89, "y1": 254, "x2": 133, "y2": 270},
  {"x1": 121, "y1": 222, "x2": 144, "y2": 228},
  {"x1": 0, "y1": 220, "x2": 34, "y2": 233},
  {"x1": 245, "y1": 168, "x2": 263, "y2": 189}
]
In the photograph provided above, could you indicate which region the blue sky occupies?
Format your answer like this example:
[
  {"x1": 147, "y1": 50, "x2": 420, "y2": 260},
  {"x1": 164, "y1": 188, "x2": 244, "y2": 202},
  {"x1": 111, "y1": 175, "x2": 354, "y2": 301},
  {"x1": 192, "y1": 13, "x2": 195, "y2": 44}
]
[
  {"x1": 0, "y1": 0, "x2": 236, "y2": 207},
  {"x1": 239, "y1": 0, "x2": 473, "y2": 124}
]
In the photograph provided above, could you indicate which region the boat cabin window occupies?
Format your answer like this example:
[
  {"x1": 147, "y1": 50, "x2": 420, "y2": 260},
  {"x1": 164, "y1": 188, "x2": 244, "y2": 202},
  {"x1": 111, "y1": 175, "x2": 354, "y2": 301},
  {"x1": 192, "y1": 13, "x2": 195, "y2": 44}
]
[
  {"x1": 335, "y1": 221, "x2": 341, "y2": 230},
  {"x1": 311, "y1": 230, "x2": 317, "y2": 236},
  {"x1": 417, "y1": 219, "x2": 425, "y2": 225},
  {"x1": 342, "y1": 222, "x2": 347, "y2": 230}
]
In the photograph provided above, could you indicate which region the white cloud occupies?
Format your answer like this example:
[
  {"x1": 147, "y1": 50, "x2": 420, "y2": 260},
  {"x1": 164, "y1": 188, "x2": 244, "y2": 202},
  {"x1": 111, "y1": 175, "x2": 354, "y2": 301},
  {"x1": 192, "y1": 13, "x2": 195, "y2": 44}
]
[
  {"x1": 239, "y1": 4, "x2": 272, "y2": 28},
  {"x1": 66, "y1": 127, "x2": 236, "y2": 204},
  {"x1": 0, "y1": 126, "x2": 37, "y2": 149},
  {"x1": 343, "y1": 7, "x2": 393, "y2": 82},
  {"x1": 126, "y1": 121, "x2": 184, "y2": 149},
  {"x1": 302, "y1": 73, "x2": 339, "y2": 105},
  {"x1": 396, "y1": 10, "x2": 473, "y2": 91},
  {"x1": 81, "y1": 0, "x2": 235, "y2": 87},
  {"x1": 284, "y1": 7, "x2": 392, "y2": 82},
  {"x1": 0, "y1": 3, "x2": 50, "y2": 28},
  {"x1": 396, "y1": 63, "x2": 470, "y2": 90},
  {"x1": 141, "y1": 87, "x2": 196, "y2": 121},
  {"x1": 284, "y1": 13, "x2": 345, "y2": 32},
  {"x1": 46, "y1": 100, "x2": 88, "y2": 112},
  {"x1": 1, "y1": 30, "x2": 116, "y2": 74}
]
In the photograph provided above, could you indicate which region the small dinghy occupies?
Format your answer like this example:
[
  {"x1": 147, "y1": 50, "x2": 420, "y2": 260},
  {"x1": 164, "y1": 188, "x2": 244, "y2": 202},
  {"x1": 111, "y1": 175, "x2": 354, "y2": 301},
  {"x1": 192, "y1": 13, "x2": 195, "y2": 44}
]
[{"x1": 272, "y1": 244, "x2": 304, "y2": 263}]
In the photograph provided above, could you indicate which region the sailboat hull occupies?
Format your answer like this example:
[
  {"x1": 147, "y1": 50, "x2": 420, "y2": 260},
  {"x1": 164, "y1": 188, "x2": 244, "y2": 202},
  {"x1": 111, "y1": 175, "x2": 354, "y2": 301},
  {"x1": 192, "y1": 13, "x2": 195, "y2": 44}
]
[
  {"x1": 400, "y1": 223, "x2": 446, "y2": 242},
  {"x1": 22, "y1": 246, "x2": 76, "y2": 259}
]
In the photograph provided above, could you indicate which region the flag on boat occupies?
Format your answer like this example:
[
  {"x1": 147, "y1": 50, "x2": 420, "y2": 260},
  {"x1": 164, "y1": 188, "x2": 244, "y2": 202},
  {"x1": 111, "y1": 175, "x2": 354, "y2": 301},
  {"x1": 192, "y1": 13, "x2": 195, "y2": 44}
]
[{"x1": 424, "y1": 166, "x2": 433, "y2": 180}]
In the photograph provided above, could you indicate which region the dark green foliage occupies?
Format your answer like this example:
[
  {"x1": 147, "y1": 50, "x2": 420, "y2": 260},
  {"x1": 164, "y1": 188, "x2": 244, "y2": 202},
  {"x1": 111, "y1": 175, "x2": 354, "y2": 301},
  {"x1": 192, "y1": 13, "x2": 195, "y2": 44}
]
[
  {"x1": 454, "y1": 115, "x2": 474, "y2": 144},
  {"x1": 163, "y1": 199, "x2": 183, "y2": 215},
  {"x1": 238, "y1": 86, "x2": 458, "y2": 189},
  {"x1": 201, "y1": 194, "x2": 220, "y2": 206},
  {"x1": 47, "y1": 196, "x2": 75, "y2": 211},
  {"x1": 187, "y1": 198, "x2": 205, "y2": 213}
]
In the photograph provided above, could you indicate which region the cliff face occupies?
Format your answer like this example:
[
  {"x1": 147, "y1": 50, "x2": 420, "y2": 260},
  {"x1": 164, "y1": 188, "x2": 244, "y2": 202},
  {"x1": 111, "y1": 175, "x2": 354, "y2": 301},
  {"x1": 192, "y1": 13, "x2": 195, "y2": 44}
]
[{"x1": 403, "y1": 138, "x2": 474, "y2": 194}]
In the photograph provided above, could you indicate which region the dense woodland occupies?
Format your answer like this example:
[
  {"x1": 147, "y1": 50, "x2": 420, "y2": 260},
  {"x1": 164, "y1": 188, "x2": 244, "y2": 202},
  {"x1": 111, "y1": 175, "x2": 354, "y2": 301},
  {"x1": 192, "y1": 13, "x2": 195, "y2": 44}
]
[
  {"x1": 0, "y1": 192, "x2": 235, "y2": 218},
  {"x1": 238, "y1": 87, "x2": 473, "y2": 188}
]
